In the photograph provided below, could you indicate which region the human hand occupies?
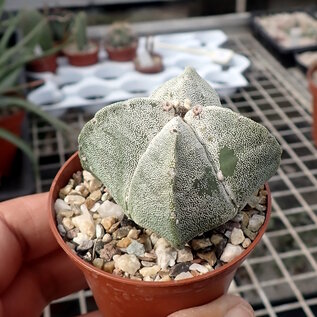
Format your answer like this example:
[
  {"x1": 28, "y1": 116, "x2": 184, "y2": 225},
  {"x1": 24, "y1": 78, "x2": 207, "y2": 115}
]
[
  {"x1": 0, "y1": 193, "x2": 254, "y2": 317},
  {"x1": 0, "y1": 193, "x2": 93, "y2": 317}
]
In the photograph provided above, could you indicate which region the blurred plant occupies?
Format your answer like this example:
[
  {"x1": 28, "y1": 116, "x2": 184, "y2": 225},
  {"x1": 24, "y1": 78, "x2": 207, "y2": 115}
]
[
  {"x1": 105, "y1": 22, "x2": 137, "y2": 48},
  {"x1": 19, "y1": 9, "x2": 55, "y2": 55},
  {"x1": 73, "y1": 11, "x2": 88, "y2": 51},
  {"x1": 0, "y1": 0, "x2": 69, "y2": 176},
  {"x1": 45, "y1": 7, "x2": 73, "y2": 42}
]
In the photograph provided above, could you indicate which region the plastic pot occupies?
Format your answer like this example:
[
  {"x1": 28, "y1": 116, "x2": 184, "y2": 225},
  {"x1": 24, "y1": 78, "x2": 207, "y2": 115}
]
[
  {"x1": 63, "y1": 42, "x2": 99, "y2": 67},
  {"x1": 48, "y1": 152, "x2": 271, "y2": 317},
  {"x1": 307, "y1": 62, "x2": 317, "y2": 147},
  {"x1": 0, "y1": 110, "x2": 25, "y2": 178},
  {"x1": 27, "y1": 54, "x2": 57, "y2": 73},
  {"x1": 105, "y1": 42, "x2": 138, "y2": 62}
]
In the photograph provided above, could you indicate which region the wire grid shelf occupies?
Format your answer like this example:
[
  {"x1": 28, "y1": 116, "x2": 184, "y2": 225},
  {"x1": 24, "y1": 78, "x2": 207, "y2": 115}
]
[{"x1": 34, "y1": 32, "x2": 317, "y2": 317}]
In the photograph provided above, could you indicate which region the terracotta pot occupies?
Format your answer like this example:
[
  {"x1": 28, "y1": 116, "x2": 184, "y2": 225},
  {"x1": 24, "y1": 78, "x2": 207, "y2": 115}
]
[
  {"x1": 63, "y1": 42, "x2": 99, "y2": 67},
  {"x1": 134, "y1": 53, "x2": 163, "y2": 74},
  {"x1": 48, "y1": 152, "x2": 271, "y2": 317},
  {"x1": 27, "y1": 54, "x2": 57, "y2": 73},
  {"x1": 307, "y1": 63, "x2": 317, "y2": 147},
  {"x1": 105, "y1": 41, "x2": 138, "y2": 62},
  {"x1": 0, "y1": 110, "x2": 25, "y2": 178}
]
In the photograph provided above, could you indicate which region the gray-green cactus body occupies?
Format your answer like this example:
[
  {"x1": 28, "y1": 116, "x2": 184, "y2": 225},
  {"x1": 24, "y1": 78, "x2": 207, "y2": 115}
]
[
  {"x1": 150, "y1": 67, "x2": 222, "y2": 108},
  {"x1": 79, "y1": 67, "x2": 281, "y2": 248}
]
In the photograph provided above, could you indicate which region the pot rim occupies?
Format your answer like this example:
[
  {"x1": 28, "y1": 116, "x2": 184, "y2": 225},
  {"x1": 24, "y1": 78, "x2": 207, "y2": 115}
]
[
  {"x1": 48, "y1": 151, "x2": 271, "y2": 288},
  {"x1": 105, "y1": 40, "x2": 138, "y2": 52},
  {"x1": 307, "y1": 62, "x2": 317, "y2": 89},
  {"x1": 62, "y1": 41, "x2": 99, "y2": 57}
]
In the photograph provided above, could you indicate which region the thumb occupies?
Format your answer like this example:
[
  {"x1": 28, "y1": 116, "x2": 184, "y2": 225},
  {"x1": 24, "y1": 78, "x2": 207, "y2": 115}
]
[{"x1": 168, "y1": 294, "x2": 254, "y2": 317}]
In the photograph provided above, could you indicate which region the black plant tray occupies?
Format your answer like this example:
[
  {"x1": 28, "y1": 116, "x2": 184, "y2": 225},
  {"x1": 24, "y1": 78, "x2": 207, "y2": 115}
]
[
  {"x1": 250, "y1": 8, "x2": 317, "y2": 67},
  {"x1": 0, "y1": 117, "x2": 35, "y2": 202}
]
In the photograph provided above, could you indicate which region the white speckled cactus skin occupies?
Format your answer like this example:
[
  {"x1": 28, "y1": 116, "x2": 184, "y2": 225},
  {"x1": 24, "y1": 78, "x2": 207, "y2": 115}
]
[{"x1": 78, "y1": 67, "x2": 281, "y2": 248}]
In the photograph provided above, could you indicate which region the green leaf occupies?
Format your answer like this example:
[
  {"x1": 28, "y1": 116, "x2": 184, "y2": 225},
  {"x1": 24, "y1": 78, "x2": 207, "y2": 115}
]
[
  {"x1": 0, "y1": 66, "x2": 22, "y2": 93},
  {"x1": 0, "y1": 14, "x2": 19, "y2": 54},
  {"x1": 0, "y1": 0, "x2": 5, "y2": 19},
  {"x1": 0, "y1": 19, "x2": 46, "y2": 66},
  {"x1": 0, "y1": 127, "x2": 39, "y2": 178},
  {"x1": 0, "y1": 96, "x2": 70, "y2": 134}
]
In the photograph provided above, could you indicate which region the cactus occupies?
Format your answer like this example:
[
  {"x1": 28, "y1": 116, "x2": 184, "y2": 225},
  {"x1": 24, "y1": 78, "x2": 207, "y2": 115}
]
[
  {"x1": 78, "y1": 67, "x2": 281, "y2": 248},
  {"x1": 73, "y1": 12, "x2": 88, "y2": 51},
  {"x1": 20, "y1": 10, "x2": 54, "y2": 52},
  {"x1": 106, "y1": 22, "x2": 137, "y2": 48},
  {"x1": 48, "y1": 9, "x2": 73, "y2": 42}
]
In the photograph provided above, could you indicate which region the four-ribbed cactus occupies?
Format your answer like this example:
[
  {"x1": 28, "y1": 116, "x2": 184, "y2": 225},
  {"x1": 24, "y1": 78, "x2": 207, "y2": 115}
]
[{"x1": 78, "y1": 67, "x2": 281, "y2": 248}]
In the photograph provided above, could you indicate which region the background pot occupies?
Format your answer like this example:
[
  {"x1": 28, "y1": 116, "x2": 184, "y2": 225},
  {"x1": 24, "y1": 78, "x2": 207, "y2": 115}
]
[
  {"x1": 27, "y1": 54, "x2": 57, "y2": 73},
  {"x1": 48, "y1": 152, "x2": 271, "y2": 317},
  {"x1": 105, "y1": 41, "x2": 138, "y2": 62},
  {"x1": 0, "y1": 110, "x2": 25, "y2": 178},
  {"x1": 63, "y1": 42, "x2": 99, "y2": 66},
  {"x1": 307, "y1": 63, "x2": 317, "y2": 147},
  {"x1": 134, "y1": 53, "x2": 163, "y2": 74}
]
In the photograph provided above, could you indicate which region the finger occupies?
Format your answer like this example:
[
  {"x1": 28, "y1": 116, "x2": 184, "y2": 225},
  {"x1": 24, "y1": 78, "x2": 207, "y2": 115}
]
[
  {"x1": 1, "y1": 249, "x2": 88, "y2": 317},
  {"x1": 0, "y1": 193, "x2": 58, "y2": 261},
  {"x1": 0, "y1": 193, "x2": 59, "y2": 292},
  {"x1": 168, "y1": 294, "x2": 254, "y2": 317}
]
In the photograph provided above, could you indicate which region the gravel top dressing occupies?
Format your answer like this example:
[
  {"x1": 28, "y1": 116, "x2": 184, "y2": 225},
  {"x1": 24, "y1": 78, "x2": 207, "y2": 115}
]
[{"x1": 55, "y1": 169, "x2": 267, "y2": 282}]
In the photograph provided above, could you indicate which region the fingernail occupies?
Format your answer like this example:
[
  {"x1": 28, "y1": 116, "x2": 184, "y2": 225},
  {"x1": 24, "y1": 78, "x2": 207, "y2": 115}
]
[{"x1": 225, "y1": 303, "x2": 254, "y2": 317}]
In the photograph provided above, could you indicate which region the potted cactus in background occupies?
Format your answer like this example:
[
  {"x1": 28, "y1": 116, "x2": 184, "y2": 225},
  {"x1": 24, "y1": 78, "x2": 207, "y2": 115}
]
[
  {"x1": 134, "y1": 36, "x2": 163, "y2": 74},
  {"x1": 63, "y1": 12, "x2": 99, "y2": 66},
  {"x1": 105, "y1": 22, "x2": 138, "y2": 61},
  {"x1": 46, "y1": 7, "x2": 73, "y2": 46},
  {"x1": 49, "y1": 67, "x2": 281, "y2": 317},
  {"x1": 20, "y1": 9, "x2": 58, "y2": 73},
  {"x1": 0, "y1": 0, "x2": 69, "y2": 182}
]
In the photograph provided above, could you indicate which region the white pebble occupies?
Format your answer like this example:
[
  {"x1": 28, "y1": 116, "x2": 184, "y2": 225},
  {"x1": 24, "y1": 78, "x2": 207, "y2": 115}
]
[
  {"x1": 91, "y1": 202, "x2": 101, "y2": 212},
  {"x1": 114, "y1": 254, "x2": 140, "y2": 275},
  {"x1": 72, "y1": 213, "x2": 95, "y2": 239},
  {"x1": 73, "y1": 232, "x2": 90, "y2": 245},
  {"x1": 230, "y1": 228, "x2": 245, "y2": 245},
  {"x1": 242, "y1": 238, "x2": 252, "y2": 248},
  {"x1": 55, "y1": 199, "x2": 71, "y2": 213},
  {"x1": 177, "y1": 247, "x2": 194, "y2": 263},
  {"x1": 97, "y1": 200, "x2": 124, "y2": 221},
  {"x1": 95, "y1": 223, "x2": 104, "y2": 239},
  {"x1": 220, "y1": 243, "x2": 244, "y2": 263},
  {"x1": 248, "y1": 214, "x2": 265, "y2": 232},
  {"x1": 175, "y1": 272, "x2": 193, "y2": 281},
  {"x1": 102, "y1": 233, "x2": 112, "y2": 243},
  {"x1": 155, "y1": 238, "x2": 177, "y2": 269},
  {"x1": 189, "y1": 263, "x2": 209, "y2": 274},
  {"x1": 65, "y1": 195, "x2": 85, "y2": 206},
  {"x1": 83, "y1": 170, "x2": 95, "y2": 182},
  {"x1": 62, "y1": 217, "x2": 74, "y2": 230},
  {"x1": 139, "y1": 265, "x2": 160, "y2": 277}
]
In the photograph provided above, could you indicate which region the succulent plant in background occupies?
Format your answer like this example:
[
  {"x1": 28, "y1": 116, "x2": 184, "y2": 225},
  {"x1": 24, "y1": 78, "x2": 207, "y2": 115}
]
[
  {"x1": 106, "y1": 22, "x2": 137, "y2": 48},
  {"x1": 105, "y1": 22, "x2": 138, "y2": 61},
  {"x1": 73, "y1": 11, "x2": 89, "y2": 51},
  {"x1": 46, "y1": 8, "x2": 73, "y2": 43},
  {"x1": 78, "y1": 67, "x2": 282, "y2": 248},
  {"x1": 62, "y1": 11, "x2": 99, "y2": 66},
  {"x1": 19, "y1": 9, "x2": 59, "y2": 72},
  {"x1": 0, "y1": 0, "x2": 69, "y2": 178}
]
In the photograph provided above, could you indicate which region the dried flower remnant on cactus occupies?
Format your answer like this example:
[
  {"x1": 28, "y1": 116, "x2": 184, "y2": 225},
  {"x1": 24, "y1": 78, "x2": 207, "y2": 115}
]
[{"x1": 78, "y1": 67, "x2": 281, "y2": 248}]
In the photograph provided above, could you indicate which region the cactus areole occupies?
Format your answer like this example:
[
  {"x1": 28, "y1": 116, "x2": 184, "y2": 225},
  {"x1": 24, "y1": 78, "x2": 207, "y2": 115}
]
[{"x1": 78, "y1": 67, "x2": 281, "y2": 248}]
